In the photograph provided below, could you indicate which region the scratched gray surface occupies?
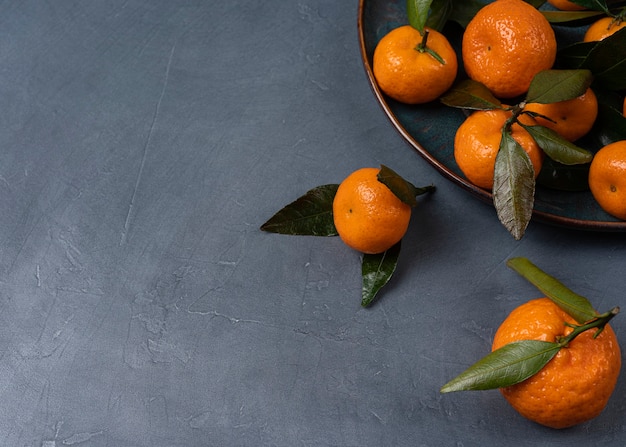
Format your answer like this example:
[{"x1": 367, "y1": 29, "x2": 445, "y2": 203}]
[{"x1": 1, "y1": 1, "x2": 625, "y2": 446}]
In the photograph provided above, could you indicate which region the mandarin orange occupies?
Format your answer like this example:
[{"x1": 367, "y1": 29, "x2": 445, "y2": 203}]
[
  {"x1": 492, "y1": 298, "x2": 621, "y2": 429},
  {"x1": 332, "y1": 167, "x2": 411, "y2": 254}
]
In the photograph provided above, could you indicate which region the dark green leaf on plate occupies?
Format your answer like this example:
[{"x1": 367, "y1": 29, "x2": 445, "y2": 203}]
[
  {"x1": 559, "y1": 28, "x2": 626, "y2": 91},
  {"x1": 362, "y1": 241, "x2": 401, "y2": 307},
  {"x1": 537, "y1": 157, "x2": 590, "y2": 192},
  {"x1": 446, "y1": 0, "x2": 487, "y2": 28},
  {"x1": 583, "y1": 27, "x2": 626, "y2": 91},
  {"x1": 440, "y1": 340, "x2": 561, "y2": 392},
  {"x1": 260, "y1": 184, "x2": 339, "y2": 236},
  {"x1": 440, "y1": 79, "x2": 502, "y2": 111},
  {"x1": 596, "y1": 100, "x2": 626, "y2": 142},
  {"x1": 493, "y1": 132, "x2": 535, "y2": 240},
  {"x1": 506, "y1": 257, "x2": 599, "y2": 323},
  {"x1": 563, "y1": 0, "x2": 610, "y2": 12},
  {"x1": 520, "y1": 123, "x2": 593, "y2": 165},
  {"x1": 426, "y1": 0, "x2": 454, "y2": 31},
  {"x1": 525, "y1": 69, "x2": 593, "y2": 104}
]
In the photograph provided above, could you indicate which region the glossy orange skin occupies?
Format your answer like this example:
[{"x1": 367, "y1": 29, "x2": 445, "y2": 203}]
[
  {"x1": 332, "y1": 168, "x2": 411, "y2": 254},
  {"x1": 524, "y1": 88, "x2": 598, "y2": 142},
  {"x1": 547, "y1": 0, "x2": 586, "y2": 10},
  {"x1": 454, "y1": 108, "x2": 544, "y2": 190},
  {"x1": 589, "y1": 140, "x2": 626, "y2": 220},
  {"x1": 462, "y1": 0, "x2": 557, "y2": 98},
  {"x1": 493, "y1": 298, "x2": 621, "y2": 429},
  {"x1": 584, "y1": 17, "x2": 626, "y2": 42},
  {"x1": 373, "y1": 25, "x2": 458, "y2": 104}
]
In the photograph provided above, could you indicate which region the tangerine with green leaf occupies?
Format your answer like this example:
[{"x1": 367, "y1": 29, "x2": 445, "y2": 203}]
[
  {"x1": 524, "y1": 87, "x2": 598, "y2": 142},
  {"x1": 492, "y1": 298, "x2": 621, "y2": 429},
  {"x1": 373, "y1": 25, "x2": 458, "y2": 104},
  {"x1": 332, "y1": 167, "x2": 411, "y2": 254},
  {"x1": 454, "y1": 108, "x2": 544, "y2": 190}
]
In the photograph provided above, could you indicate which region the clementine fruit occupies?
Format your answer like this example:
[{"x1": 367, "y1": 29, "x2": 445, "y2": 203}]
[
  {"x1": 454, "y1": 108, "x2": 544, "y2": 190},
  {"x1": 588, "y1": 140, "x2": 626, "y2": 220},
  {"x1": 547, "y1": 0, "x2": 586, "y2": 10},
  {"x1": 462, "y1": 0, "x2": 557, "y2": 98},
  {"x1": 583, "y1": 16, "x2": 626, "y2": 42},
  {"x1": 332, "y1": 167, "x2": 411, "y2": 254},
  {"x1": 373, "y1": 25, "x2": 458, "y2": 104},
  {"x1": 492, "y1": 298, "x2": 621, "y2": 429},
  {"x1": 524, "y1": 87, "x2": 598, "y2": 142}
]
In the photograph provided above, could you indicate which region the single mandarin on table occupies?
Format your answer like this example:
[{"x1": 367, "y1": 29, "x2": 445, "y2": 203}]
[
  {"x1": 583, "y1": 16, "x2": 626, "y2": 42},
  {"x1": 373, "y1": 25, "x2": 458, "y2": 104},
  {"x1": 332, "y1": 167, "x2": 411, "y2": 254},
  {"x1": 524, "y1": 88, "x2": 598, "y2": 142},
  {"x1": 492, "y1": 298, "x2": 621, "y2": 429},
  {"x1": 588, "y1": 140, "x2": 626, "y2": 220},
  {"x1": 454, "y1": 108, "x2": 544, "y2": 190},
  {"x1": 462, "y1": 0, "x2": 557, "y2": 98}
]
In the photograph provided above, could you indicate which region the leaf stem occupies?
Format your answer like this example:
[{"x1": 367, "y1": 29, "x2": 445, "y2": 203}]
[
  {"x1": 557, "y1": 307, "x2": 620, "y2": 346},
  {"x1": 415, "y1": 30, "x2": 445, "y2": 65}
]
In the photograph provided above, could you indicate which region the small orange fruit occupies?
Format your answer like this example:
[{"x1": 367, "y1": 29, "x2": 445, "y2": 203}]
[
  {"x1": 462, "y1": 0, "x2": 557, "y2": 98},
  {"x1": 454, "y1": 108, "x2": 544, "y2": 190},
  {"x1": 588, "y1": 140, "x2": 626, "y2": 220},
  {"x1": 332, "y1": 167, "x2": 411, "y2": 254},
  {"x1": 584, "y1": 16, "x2": 626, "y2": 42},
  {"x1": 492, "y1": 298, "x2": 621, "y2": 429},
  {"x1": 524, "y1": 88, "x2": 598, "y2": 142},
  {"x1": 547, "y1": 0, "x2": 586, "y2": 10},
  {"x1": 373, "y1": 25, "x2": 458, "y2": 104}
]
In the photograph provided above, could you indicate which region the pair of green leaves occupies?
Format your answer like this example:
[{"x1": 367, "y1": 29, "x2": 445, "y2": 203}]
[
  {"x1": 441, "y1": 69, "x2": 594, "y2": 239},
  {"x1": 260, "y1": 166, "x2": 435, "y2": 307},
  {"x1": 440, "y1": 257, "x2": 620, "y2": 393}
]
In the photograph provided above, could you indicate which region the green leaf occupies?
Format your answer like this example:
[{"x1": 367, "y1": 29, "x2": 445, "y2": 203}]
[
  {"x1": 520, "y1": 123, "x2": 593, "y2": 165},
  {"x1": 525, "y1": 69, "x2": 593, "y2": 104},
  {"x1": 542, "y1": 10, "x2": 604, "y2": 26},
  {"x1": 493, "y1": 132, "x2": 535, "y2": 240},
  {"x1": 440, "y1": 340, "x2": 561, "y2": 392},
  {"x1": 564, "y1": 0, "x2": 610, "y2": 12},
  {"x1": 506, "y1": 257, "x2": 599, "y2": 323},
  {"x1": 558, "y1": 41, "x2": 598, "y2": 69},
  {"x1": 377, "y1": 165, "x2": 435, "y2": 207},
  {"x1": 407, "y1": 0, "x2": 433, "y2": 32},
  {"x1": 361, "y1": 241, "x2": 401, "y2": 307},
  {"x1": 596, "y1": 99, "x2": 626, "y2": 142},
  {"x1": 559, "y1": 28, "x2": 626, "y2": 91},
  {"x1": 260, "y1": 184, "x2": 339, "y2": 236},
  {"x1": 447, "y1": 0, "x2": 486, "y2": 28},
  {"x1": 536, "y1": 157, "x2": 590, "y2": 191},
  {"x1": 524, "y1": 0, "x2": 546, "y2": 8},
  {"x1": 583, "y1": 27, "x2": 626, "y2": 91},
  {"x1": 440, "y1": 79, "x2": 502, "y2": 110},
  {"x1": 426, "y1": 0, "x2": 454, "y2": 31}
]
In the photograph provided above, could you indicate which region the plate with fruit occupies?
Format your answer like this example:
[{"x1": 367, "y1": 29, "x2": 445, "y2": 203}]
[{"x1": 358, "y1": 0, "x2": 626, "y2": 237}]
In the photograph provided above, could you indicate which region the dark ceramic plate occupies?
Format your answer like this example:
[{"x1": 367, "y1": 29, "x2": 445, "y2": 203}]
[{"x1": 358, "y1": 0, "x2": 626, "y2": 231}]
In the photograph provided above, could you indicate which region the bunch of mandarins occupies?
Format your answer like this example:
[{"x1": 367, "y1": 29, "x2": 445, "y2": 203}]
[{"x1": 372, "y1": 0, "x2": 626, "y2": 222}]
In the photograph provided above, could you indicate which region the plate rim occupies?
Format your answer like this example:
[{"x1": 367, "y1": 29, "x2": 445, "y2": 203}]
[{"x1": 357, "y1": 0, "x2": 626, "y2": 232}]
